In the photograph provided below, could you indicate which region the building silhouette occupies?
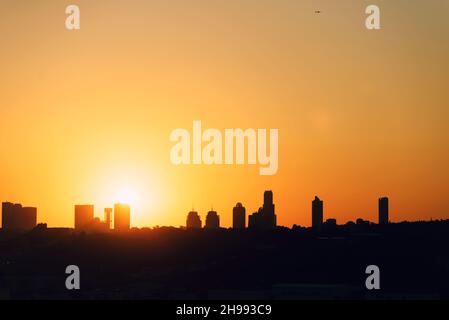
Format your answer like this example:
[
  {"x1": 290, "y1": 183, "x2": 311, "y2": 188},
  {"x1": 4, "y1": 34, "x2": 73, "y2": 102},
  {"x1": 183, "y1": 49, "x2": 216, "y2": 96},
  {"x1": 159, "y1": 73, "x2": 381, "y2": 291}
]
[
  {"x1": 21, "y1": 207, "x2": 37, "y2": 230},
  {"x1": 1, "y1": 202, "x2": 37, "y2": 231},
  {"x1": 205, "y1": 210, "x2": 220, "y2": 229},
  {"x1": 114, "y1": 203, "x2": 130, "y2": 231},
  {"x1": 74, "y1": 204, "x2": 94, "y2": 231},
  {"x1": 233, "y1": 202, "x2": 246, "y2": 229},
  {"x1": 104, "y1": 208, "x2": 112, "y2": 230},
  {"x1": 248, "y1": 190, "x2": 277, "y2": 229},
  {"x1": 186, "y1": 210, "x2": 202, "y2": 229},
  {"x1": 312, "y1": 196, "x2": 323, "y2": 229},
  {"x1": 379, "y1": 197, "x2": 389, "y2": 224},
  {"x1": 74, "y1": 204, "x2": 113, "y2": 232}
]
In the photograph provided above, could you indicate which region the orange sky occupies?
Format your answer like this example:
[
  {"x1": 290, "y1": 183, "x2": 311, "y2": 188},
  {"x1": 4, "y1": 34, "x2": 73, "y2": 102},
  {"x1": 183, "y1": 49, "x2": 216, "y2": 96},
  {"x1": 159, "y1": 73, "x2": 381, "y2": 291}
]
[{"x1": 1, "y1": 0, "x2": 448, "y2": 228}]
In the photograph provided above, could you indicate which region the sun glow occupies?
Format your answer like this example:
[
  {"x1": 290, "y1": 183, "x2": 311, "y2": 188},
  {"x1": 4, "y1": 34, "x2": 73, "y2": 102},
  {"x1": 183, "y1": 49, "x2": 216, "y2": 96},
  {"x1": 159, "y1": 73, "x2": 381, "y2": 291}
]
[
  {"x1": 115, "y1": 186, "x2": 141, "y2": 208},
  {"x1": 90, "y1": 164, "x2": 165, "y2": 227}
]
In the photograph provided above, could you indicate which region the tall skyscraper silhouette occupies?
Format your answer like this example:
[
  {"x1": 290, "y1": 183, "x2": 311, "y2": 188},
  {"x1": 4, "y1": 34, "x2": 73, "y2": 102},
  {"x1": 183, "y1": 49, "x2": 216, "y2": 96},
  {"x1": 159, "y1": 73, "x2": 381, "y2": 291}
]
[
  {"x1": 205, "y1": 210, "x2": 220, "y2": 229},
  {"x1": 114, "y1": 203, "x2": 130, "y2": 231},
  {"x1": 248, "y1": 190, "x2": 277, "y2": 229},
  {"x1": 21, "y1": 207, "x2": 37, "y2": 230},
  {"x1": 233, "y1": 202, "x2": 246, "y2": 229},
  {"x1": 186, "y1": 210, "x2": 202, "y2": 229},
  {"x1": 1, "y1": 202, "x2": 37, "y2": 231},
  {"x1": 104, "y1": 208, "x2": 112, "y2": 230},
  {"x1": 378, "y1": 197, "x2": 389, "y2": 224},
  {"x1": 74, "y1": 204, "x2": 94, "y2": 231},
  {"x1": 312, "y1": 196, "x2": 323, "y2": 228}
]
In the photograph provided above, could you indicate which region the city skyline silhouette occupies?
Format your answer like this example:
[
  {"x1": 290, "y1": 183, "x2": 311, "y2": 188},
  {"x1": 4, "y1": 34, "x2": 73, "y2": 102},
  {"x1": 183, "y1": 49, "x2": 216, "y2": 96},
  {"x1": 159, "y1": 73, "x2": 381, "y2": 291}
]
[
  {"x1": 3, "y1": 189, "x2": 443, "y2": 231},
  {"x1": 1, "y1": 199, "x2": 448, "y2": 300},
  {"x1": 2, "y1": 1, "x2": 449, "y2": 230},
  {"x1": 0, "y1": 0, "x2": 448, "y2": 305}
]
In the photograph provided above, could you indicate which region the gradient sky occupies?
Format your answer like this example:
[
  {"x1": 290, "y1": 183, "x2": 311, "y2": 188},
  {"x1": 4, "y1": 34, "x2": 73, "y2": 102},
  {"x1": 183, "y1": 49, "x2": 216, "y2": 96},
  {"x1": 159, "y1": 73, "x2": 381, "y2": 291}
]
[{"x1": 1, "y1": 0, "x2": 448, "y2": 228}]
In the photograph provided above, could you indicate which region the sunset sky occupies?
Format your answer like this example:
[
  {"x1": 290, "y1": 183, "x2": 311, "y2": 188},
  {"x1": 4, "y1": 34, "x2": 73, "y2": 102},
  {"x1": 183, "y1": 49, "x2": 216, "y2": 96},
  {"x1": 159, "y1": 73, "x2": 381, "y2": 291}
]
[{"x1": 1, "y1": 0, "x2": 448, "y2": 228}]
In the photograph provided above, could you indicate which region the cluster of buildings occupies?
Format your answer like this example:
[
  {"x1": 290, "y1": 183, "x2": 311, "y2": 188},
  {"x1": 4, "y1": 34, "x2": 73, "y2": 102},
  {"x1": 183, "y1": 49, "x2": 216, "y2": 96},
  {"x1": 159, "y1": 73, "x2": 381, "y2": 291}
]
[
  {"x1": 186, "y1": 191, "x2": 390, "y2": 230},
  {"x1": 1, "y1": 202, "x2": 37, "y2": 231},
  {"x1": 0, "y1": 201, "x2": 133, "y2": 232},
  {"x1": 74, "y1": 203, "x2": 130, "y2": 232},
  {"x1": 186, "y1": 190, "x2": 278, "y2": 230},
  {"x1": 311, "y1": 196, "x2": 389, "y2": 229},
  {"x1": 1, "y1": 192, "x2": 390, "y2": 232}
]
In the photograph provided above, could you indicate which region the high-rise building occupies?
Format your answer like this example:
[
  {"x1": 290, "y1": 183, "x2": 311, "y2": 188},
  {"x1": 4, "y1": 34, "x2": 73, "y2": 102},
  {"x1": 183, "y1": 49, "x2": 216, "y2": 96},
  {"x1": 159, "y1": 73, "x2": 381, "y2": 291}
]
[
  {"x1": 21, "y1": 207, "x2": 37, "y2": 230},
  {"x1": 205, "y1": 210, "x2": 220, "y2": 229},
  {"x1": 114, "y1": 203, "x2": 130, "y2": 231},
  {"x1": 186, "y1": 211, "x2": 201, "y2": 229},
  {"x1": 378, "y1": 197, "x2": 389, "y2": 224},
  {"x1": 104, "y1": 208, "x2": 112, "y2": 230},
  {"x1": 264, "y1": 191, "x2": 273, "y2": 209},
  {"x1": 74, "y1": 204, "x2": 94, "y2": 231},
  {"x1": 1, "y1": 202, "x2": 37, "y2": 231},
  {"x1": 248, "y1": 190, "x2": 277, "y2": 229},
  {"x1": 233, "y1": 202, "x2": 246, "y2": 229},
  {"x1": 2, "y1": 202, "x2": 22, "y2": 230},
  {"x1": 312, "y1": 196, "x2": 323, "y2": 228}
]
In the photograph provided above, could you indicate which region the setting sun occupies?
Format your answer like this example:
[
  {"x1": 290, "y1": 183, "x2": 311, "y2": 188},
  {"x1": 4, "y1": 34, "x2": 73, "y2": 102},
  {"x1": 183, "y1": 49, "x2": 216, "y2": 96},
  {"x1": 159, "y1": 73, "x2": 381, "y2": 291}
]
[{"x1": 115, "y1": 186, "x2": 140, "y2": 208}]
